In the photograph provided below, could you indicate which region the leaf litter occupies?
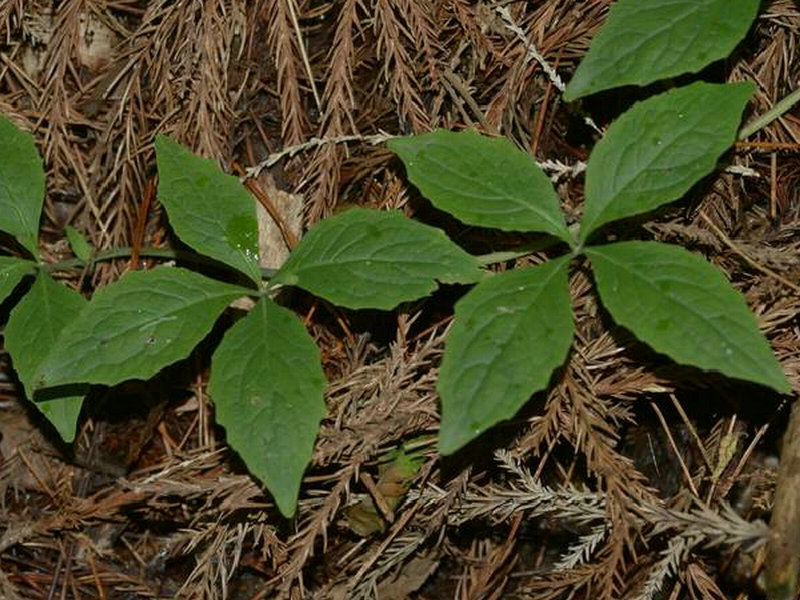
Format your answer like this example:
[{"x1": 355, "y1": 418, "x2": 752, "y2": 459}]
[{"x1": 0, "y1": 1, "x2": 799, "y2": 599}]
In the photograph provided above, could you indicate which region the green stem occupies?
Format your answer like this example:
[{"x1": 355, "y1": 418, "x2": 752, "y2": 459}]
[
  {"x1": 475, "y1": 238, "x2": 562, "y2": 266},
  {"x1": 739, "y1": 86, "x2": 800, "y2": 140},
  {"x1": 42, "y1": 246, "x2": 278, "y2": 279}
]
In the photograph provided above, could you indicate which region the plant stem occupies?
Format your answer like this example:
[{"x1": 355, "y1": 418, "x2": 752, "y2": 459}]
[
  {"x1": 739, "y1": 86, "x2": 800, "y2": 140},
  {"x1": 41, "y1": 246, "x2": 278, "y2": 279},
  {"x1": 475, "y1": 238, "x2": 562, "y2": 266}
]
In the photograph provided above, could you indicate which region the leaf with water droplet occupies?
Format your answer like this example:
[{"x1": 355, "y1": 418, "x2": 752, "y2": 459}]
[
  {"x1": 586, "y1": 241, "x2": 790, "y2": 393},
  {"x1": 155, "y1": 135, "x2": 261, "y2": 284},
  {"x1": 226, "y1": 214, "x2": 260, "y2": 265}
]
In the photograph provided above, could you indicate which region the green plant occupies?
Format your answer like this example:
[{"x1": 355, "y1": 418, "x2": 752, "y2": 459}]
[
  {"x1": 388, "y1": 0, "x2": 790, "y2": 452},
  {"x1": 0, "y1": 124, "x2": 483, "y2": 518},
  {"x1": 0, "y1": 0, "x2": 789, "y2": 520}
]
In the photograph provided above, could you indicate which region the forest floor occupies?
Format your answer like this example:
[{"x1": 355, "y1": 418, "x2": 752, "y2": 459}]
[{"x1": 1, "y1": 1, "x2": 800, "y2": 599}]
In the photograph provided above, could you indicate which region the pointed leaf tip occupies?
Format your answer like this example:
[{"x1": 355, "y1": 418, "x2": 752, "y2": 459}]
[
  {"x1": 5, "y1": 272, "x2": 86, "y2": 441},
  {"x1": 580, "y1": 82, "x2": 754, "y2": 242},
  {"x1": 564, "y1": 0, "x2": 760, "y2": 100},
  {"x1": 586, "y1": 241, "x2": 791, "y2": 394},
  {"x1": 273, "y1": 208, "x2": 483, "y2": 310},
  {"x1": 35, "y1": 267, "x2": 250, "y2": 389},
  {"x1": 438, "y1": 256, "x2": 574, "y2": 454},
  {"x1": 389, "y1": 130, "x2": 571, "y2": 242},
  {"x1": 65, "y1": 225, "x2": 92, "y2": 263},
  {"x1": 155, "y1": 135, "x2": 261, "y2": 283},
  {"x1": 209, "y1": 298, "x2": 326, "y2": 517}
]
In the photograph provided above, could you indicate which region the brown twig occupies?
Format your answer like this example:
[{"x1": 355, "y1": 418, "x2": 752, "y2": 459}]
[
  {"x1": 129, "y1": 176, "x2": 155, "y2": 270},
  {"x1": 232, "y1": 161, "x2": 298, "y2": 250}
]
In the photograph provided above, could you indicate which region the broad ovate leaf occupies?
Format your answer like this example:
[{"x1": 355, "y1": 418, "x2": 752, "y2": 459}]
[
  {"x1": 564, "y1": 0, "x2": 760, "y2": 100},
  {"x1": 209, "y1": 297, "x2": 326, "y2": 518},
  {"x1": 579, "y1": 82, "x2": 753, "y2": 243},
  {"x1": 438, "y1": 256, "x2": 574, "y2": 454},
  {"x1": 0, "y1": 116, "x2": 44, "y2": 258},
  {"x1": 155, "y1": 135, "x2": 261, "y2": 284},
  {"x1": 586, "y1": 241, "x2": 791, "y2": 393},
  {"x1": 389, "y1": 130, "x2": 571, "y2": 242},
  {"x1": 272, "y1": 208, "x2": 483, "y2": 310},
  {"x1": 5, "y1": 272, "x2": 86, "y2": 441},
  {"x1": 0, "y1": 256, "x2": 36, "y2": 304},
  {"x1": 35, "y1": 266, "x2": 251, "y2": 389}
]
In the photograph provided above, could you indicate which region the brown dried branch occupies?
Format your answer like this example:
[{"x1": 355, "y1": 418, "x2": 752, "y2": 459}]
[
  {"x1": 372, "y1": 0, "x2": 430, "y2": 132},
  {"x1": 261, "y1": 0, "x2": 309, "y2": 145}
]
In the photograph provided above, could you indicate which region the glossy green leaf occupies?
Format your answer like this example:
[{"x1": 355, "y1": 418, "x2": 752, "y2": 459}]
[
  {"x1": 579, "y1": 82, "x2": 753, "y2": 243},
  {"x1": 0, "y1": 256, "x2": 36, "y2": 304},
  {"x1": 35, "y1": 266, "x2": 250, "y2": 389},
  {"x1": 155, "y1": 135, "x2": 261, "y2": 284},
  {"x1": 389, "y1": 130, "x2": 571, "y2": 242},
  {"x1": 209, "y1": 298, "x2": 326, "y2": 517},
  {"x1": 5, "y1": 272, "x2": 86, "y2": 441},
  {"x1": 438, "y1": 256, "x2": 574, "y2": 454},
  {"x1": 586, "y1": 241, "x2": 790, "y2": 393},
  {"x1": 564, "y1": 0, "x2": 760, "y2": 100},
  {"x1": 65, "y1": 225, "x2": 92, "y2": 262},
  {"x1": 272, "y1": 208, "x2": 484, "y2": 310},
  {"x1": 0, "y1": 116, "x2": 44, "y2": 258}
]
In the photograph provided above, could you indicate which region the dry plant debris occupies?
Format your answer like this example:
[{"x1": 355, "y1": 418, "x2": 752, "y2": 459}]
[{"x1": 0, "y1": 1, "x2": 799, "y2": 599}]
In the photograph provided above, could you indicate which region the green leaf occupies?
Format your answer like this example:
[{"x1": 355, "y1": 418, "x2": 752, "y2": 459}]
[
  {"x1": 438, "y1": 256, "x2": 574, "y2": 454},
  {"x1": 585, "y1": 241, "x2": 790, "y2": 393},
  {"x1": 0, "y1": 116, "x2": 44, "y2": 258},
  {"x1": 388, "y1": 130, "x2": 571, "y2": 242},
  {"x1": 564, "y1": 0, "x2": 760, "y2": 101},
  {"x1": 208, "y1": 298, "x2": 326, "y2": 518},
  {"x1": 579, "y1": 82, "x2": 753, "y2": 243},
  {"x1": 272, "y1": 208, "x2": 484, "y2": 310},
  {"x1": 35, "y1": 266, "x2": 250, "y2": 388},
  {"x1": 155, "y1": 135, "x2": 261, "y2": 284},
  {"x1": 5, "y1": 272, "x2": 86, "y2": 441},
  {"x1": 65, "y1": 225, "x2": 92, "y2": 262},
  {"x1": 36, "y1": 396, "x2": 85, "y2": 443},
  {"x1": 0, "y1": 256, "x2": 36, "y2": 304}
]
